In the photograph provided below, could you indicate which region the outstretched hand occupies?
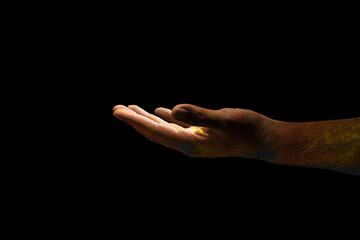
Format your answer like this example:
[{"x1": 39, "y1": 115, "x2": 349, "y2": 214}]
[
  {"x1": 113, "y1": 104, "x2": 275, "y2": 159},
  {"x1": 113, "y1": 103, "x2": 360, "y2": 175}
]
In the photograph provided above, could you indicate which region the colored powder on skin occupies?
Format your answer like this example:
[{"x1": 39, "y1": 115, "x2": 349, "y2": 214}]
[
  {"x1": 276, "y1": 119, "x2": 360, "y2": 169},
  {"x1": 189, "y1": 127, "x2": 204, "y2": 134}
]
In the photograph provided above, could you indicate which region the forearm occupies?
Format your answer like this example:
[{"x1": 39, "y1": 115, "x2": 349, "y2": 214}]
[{"x1": 265, "y1": 117, "x2": 360, "y2": 175}]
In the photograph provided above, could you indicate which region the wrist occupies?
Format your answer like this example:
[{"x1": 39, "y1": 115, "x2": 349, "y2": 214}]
[
  {"x1": 261, "y1": 117, "x2": 312, "y2": 166},
  {"x1": 255, "y1": 115, "x2": 295, "y2": 163},
  {"x1": 232, "y1": 111, "x2": 286, "y2": 162}
]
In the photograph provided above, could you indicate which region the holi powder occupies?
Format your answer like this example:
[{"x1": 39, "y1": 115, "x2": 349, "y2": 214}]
[
  {"x1": 189, "y1": 127, "x2": 205, "y2": 134},
  {"x1": 276, "y1": 119, "x2": 360, "y2": 169},
  {"x1": 168, "y1": 124, "x2": 205, "y2": 134}
]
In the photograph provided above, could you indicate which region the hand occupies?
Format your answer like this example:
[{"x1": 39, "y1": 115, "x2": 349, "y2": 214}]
[{"x1": 113, "y1": 104, "x2": 277, "y2": 159}]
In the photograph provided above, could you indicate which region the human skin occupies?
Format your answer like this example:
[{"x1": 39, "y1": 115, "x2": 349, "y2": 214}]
[{"x1": 113, "y1": 104, "x2": 360, "y2": 176}]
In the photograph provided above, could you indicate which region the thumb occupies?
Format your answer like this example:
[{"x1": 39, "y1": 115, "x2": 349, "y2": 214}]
[{"x1": 172, "y1": 104, "x2": 222, "y2": 129}]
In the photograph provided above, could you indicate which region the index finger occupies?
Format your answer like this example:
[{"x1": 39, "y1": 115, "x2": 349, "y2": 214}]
[{"x1": 114, "y1": 108, "x2": 187, "y2": 146}]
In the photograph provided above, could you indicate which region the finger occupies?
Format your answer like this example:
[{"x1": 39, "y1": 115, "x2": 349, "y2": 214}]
[
  {"x1": 154, "y1": 107, "x2": 191, "y2": 128},
  {"x1": 114, "y1": 107, "x2": 158, "y2": 131},
  {"x1": 127, "y1": 105, "x2": 168, "y2": 124},
  {"x1": 114, "y1": 108, "x2": 187, "y2": 146},
  {"x1": 113, "y1": 105, "x2": 127, "y2": 112},
  {"x1": 172, "y1": 104, "x2": 222, "y2": 129}
]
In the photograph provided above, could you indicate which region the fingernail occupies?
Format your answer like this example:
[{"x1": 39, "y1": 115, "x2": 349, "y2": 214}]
[{"x1": 173, "y1": 107, "x2": 189, "y2": 120}]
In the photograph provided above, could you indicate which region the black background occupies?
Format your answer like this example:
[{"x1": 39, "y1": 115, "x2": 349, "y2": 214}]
[
  {"x1": 13, "y1": 4, "x2": 359, "y2": 239},
  {"x1": 96, "y1": 10, "x2": 359, "y2": 238}
]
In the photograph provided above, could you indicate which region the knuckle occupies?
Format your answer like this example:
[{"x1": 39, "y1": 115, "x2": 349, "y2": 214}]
[
  {"x1": 220, "y1": 108, "x2": 245, "y2": 120},
  {"x1": 218, "y1": 108, "x2": 234, "y2": 118}
]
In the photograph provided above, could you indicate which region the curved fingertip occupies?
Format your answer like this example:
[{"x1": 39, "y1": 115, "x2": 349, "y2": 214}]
[
  {"x1": 172, "y1": 104, "x2": 201, "y2": 119},
  {"x1": 113, "y1": 105, "x2": 126, "y2": 112},
  {"x1": 155, "y1": 108, "x2": 172, "y2": 118},
  {"x1": 127, "y1": 104, "x2": 139, "y2": 109},
  {"x1": 113, "y1": 109, "x2": 125, "y2": 116},
  {"x1": 173, "y1": 103, "x2": 193, "y2": 109},
  {"x1": 127, "y1": 105, "x2": 139, "y2": 113},
  {"x1": 172, "y1": 106, "x2": 189, "y2": 121},
  {"x1": 154, "y1": 107, "x2": 170, "y2": 114},
  {"x1": 113, "y1": 109, "x2": 136, "y2": 123}
]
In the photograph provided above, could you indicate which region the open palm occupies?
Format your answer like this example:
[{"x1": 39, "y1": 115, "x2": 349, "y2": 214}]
[
  {"x1": 113, "y1": 104, "x2": 360, "y2": 176},
  {"x1": 113, "y1": 105, "x2": 211, "y2": 156},
  {"x1": 113, "y1": 104, "x2": 272, "y2": 158}
]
